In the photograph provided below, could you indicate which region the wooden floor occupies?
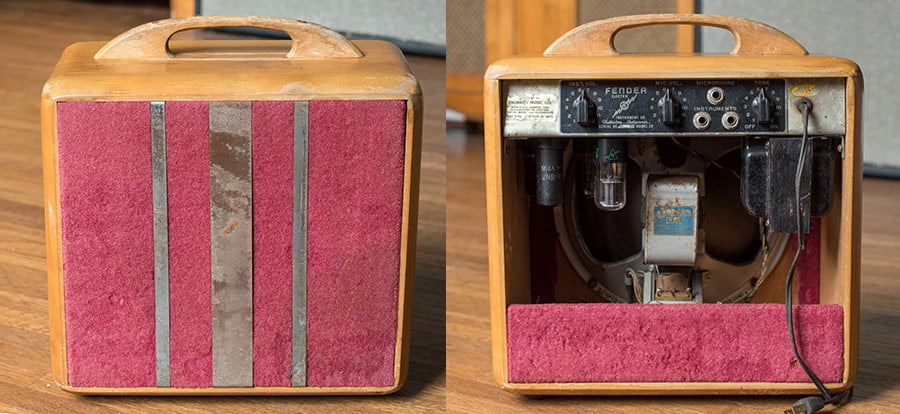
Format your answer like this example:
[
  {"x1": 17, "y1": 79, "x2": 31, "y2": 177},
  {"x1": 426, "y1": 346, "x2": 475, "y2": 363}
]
[
  {"x1": 445, "y1": 129, "x2": 900, "y2": 413},
  {"x1": 0, "y1": 0, "x2": 444, "y2": 412}
]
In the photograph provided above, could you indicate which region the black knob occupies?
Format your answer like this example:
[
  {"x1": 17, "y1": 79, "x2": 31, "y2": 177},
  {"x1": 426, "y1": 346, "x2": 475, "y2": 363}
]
[
  {"x1": 574, "y1": 90, "x2": 597, "y2": 127},
  {"x1": 657, "y1": 88, "x2": 681, "y2": 126},
  {"x1": 752, "y1": 88, "x2": 775, "y2": 126}
]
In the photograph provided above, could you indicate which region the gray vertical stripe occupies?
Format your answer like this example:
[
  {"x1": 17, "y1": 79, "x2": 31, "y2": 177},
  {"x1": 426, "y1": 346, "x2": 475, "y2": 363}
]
[
  {"x1": 150, "y1": 101, "x2": 170, "y2": 387},
  {"x1": 209, "y1": 101, "x2": 254, "y2": 387},
  {"x1": 291, "y1": 101, "x2": 309, "y2": 387}
]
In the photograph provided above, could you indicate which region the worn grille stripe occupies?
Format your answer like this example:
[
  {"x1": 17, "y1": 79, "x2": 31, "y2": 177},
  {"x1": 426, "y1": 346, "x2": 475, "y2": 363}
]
[
  {"x1": 209, "y1": 101, "x2": 254, "y2": 387},
  {"x1": 150, "y1": 101, "x2": 170, "y2": 387},
  {"x1": 292, "y1": 101, "x2": 309, "y2": 387}
]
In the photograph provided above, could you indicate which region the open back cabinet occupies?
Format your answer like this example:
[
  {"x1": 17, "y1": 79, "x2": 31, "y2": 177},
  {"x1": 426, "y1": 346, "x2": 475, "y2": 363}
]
[{"x1": 485, "y1": 14, "x2": 861, "y2": 395}]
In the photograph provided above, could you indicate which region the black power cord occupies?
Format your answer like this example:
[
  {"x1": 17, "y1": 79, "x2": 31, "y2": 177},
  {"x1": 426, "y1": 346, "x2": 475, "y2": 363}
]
[{"x1": 783, "y1": 98, "x2": 851, "y2": 414}]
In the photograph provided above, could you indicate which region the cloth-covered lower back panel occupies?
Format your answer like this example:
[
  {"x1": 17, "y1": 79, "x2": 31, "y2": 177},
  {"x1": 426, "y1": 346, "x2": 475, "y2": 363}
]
[
  {"x1": 306, "y1": 100, "x2": 406, "y2": 387},
  {"x1": 57, "y1": 101, "x2": 156, "y2": 387},
  {"x1": 507, "y1": 303, "x2": 844, "y2": 383}
]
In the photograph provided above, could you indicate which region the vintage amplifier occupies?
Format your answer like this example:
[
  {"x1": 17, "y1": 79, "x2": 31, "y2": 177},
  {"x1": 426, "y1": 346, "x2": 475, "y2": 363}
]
[
  {"x1": 484, "y1": 14, "x2": 861, "y2": 408},
  {"x1": 41, "y1": 16, "x2": 421, "y2": 395}
]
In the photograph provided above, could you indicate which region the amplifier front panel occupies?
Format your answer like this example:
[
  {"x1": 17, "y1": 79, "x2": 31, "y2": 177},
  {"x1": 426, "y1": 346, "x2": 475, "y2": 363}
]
[{"x1": 55, "y1": 100, "x2": 407, "y2": 389}]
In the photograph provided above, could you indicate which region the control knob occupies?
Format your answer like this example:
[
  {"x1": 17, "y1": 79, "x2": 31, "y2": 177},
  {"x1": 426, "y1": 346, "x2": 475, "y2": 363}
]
[
  {"x1": 657, "y1": 88, "x2": 682, "y2": 126},
  {"x1": 752, "y1": 88, "x2": 775, "y2": 126},
  {"x1": 574, "y1": 90, "x2": 597, "y2": 127}
]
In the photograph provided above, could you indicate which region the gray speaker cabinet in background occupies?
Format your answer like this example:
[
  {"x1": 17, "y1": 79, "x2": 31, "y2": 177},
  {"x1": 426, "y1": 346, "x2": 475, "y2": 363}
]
[
  {"x1": 196, "y1": 0, "x2": 446, "y2": 55},
  {"x1": 698, "y1": 0, "x2": 900, "y2": 171}
]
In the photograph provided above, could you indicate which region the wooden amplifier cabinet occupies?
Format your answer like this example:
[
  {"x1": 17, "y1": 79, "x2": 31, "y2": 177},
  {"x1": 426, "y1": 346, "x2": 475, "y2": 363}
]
[
  {"x1": 42, "y1": 16, "x2": 421, "y2": 395},
  {"x1": 485, "y1": 14, "x2": 861, "y2": 395}
]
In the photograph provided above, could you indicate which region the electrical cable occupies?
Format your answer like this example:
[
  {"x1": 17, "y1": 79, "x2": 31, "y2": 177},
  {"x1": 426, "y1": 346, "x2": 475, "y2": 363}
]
[
  {"x1": 742, "y1": 219, "x2": 771, "y2": 303},
  {"x1": 784, "y1": 98, "x2": 850, "y2": 414},
  {"x1": 626, "y1": 268, "x2": 643, "y2": 303}
]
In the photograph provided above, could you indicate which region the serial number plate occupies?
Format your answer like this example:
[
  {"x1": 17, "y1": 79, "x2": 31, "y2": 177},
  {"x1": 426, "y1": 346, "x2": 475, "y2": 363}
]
[{"x1": 506, "y1": 92, "x2": 558, "y2": 122}]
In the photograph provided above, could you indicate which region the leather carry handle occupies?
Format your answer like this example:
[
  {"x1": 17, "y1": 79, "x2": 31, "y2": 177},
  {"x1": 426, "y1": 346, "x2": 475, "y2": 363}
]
[
  {"x1": 544, "y1": 14, "x2": 808, "y2": 56},
  {"x1": 94, "y1": 16, "x2": 364, "y2": 60}
]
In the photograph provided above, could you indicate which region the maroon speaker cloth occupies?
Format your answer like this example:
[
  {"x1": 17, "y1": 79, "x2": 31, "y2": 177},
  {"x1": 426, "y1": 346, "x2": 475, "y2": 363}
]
[{"x1": 56, "y1": 99, "x2": 406, "y2": 388}]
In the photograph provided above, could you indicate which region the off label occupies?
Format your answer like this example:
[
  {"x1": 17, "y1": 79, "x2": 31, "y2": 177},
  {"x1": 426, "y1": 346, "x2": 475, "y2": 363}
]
[
  {"x1": 653, "y1": 206, "x2": 694, "y2": 236},
  {"x1": 506, "y1": 93, "x2": 558, "y2": 122}
]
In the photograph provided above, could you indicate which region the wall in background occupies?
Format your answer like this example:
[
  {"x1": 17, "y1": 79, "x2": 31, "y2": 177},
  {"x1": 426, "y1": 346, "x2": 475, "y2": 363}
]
[
  {"x1": 446, "y1": 0, "x2": 691, "y2": 121},
  {"x1": 699, "y1": 0, "x2": 899, "y2": 169}
]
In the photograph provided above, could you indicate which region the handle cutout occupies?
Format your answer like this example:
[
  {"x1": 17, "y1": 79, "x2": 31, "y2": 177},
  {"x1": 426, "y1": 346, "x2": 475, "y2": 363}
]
[
  {"x1": 167, "y1": 28, "x2": 292, "y2": 58},
  {"x1": 609, "y1": 25, "x2": 683, "y2": 54},
  {"x1": 695, "y1": 26, "x2": 738, "y2": 54}
]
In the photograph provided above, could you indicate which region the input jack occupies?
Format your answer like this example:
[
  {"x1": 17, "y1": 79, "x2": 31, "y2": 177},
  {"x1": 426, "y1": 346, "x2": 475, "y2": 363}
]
[
  {"x1": 706, "y1": 87, "x2": 725, "y2": 105},
  {"x1": 721, "y1": 111, "x2": 740, "y2": 130},
  {"x1": 692, "y1": 111, "x2": 711, "y2": 130}
]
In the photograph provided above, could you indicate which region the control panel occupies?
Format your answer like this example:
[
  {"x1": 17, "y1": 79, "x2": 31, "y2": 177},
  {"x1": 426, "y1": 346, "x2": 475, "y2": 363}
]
[
  {"x1": 501, "y1": 78, "x2": 845, "y2": 138},
  {"x1": 560, "y1": 80, "x2": 785, "y2": 134}
]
